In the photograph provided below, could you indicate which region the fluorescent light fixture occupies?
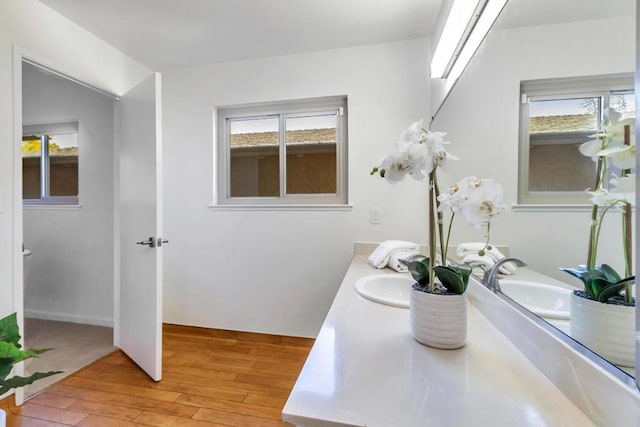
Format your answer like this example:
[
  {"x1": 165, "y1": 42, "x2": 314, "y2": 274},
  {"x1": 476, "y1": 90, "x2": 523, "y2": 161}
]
[
  {"x1": 445, "y1": 0, "x2": 508, "y2": 90},
  {"x1": 430, "y1": 0, "x2": 483, "y2": 78}
]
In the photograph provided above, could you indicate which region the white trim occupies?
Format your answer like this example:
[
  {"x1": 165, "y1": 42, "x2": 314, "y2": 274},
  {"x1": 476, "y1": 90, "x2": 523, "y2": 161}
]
[
  {"x1": 23, "y1": 197, "x2": 80, "y2": 207},
  {"x1": 22, "y1": 57, "x2": 120, "y2": 100},
  {"x1": 24, "y1": 309, "x2": 113, "y2": 327},
  {"x1": 512, "y1": 204, "x2": 635, "y2": 213},
  {"x1": 11, "y1": 45, "x2": 25, "y2": 406},
  {"x1": 511, "y1": 204, "x2": 592, "y2": 213},
  {"x1": 23, "y1": 121, "x2": 79, "y2": 135},
  {"x1": 23, "y1": 204, "x2": 81, "y2": 211},
  {"x1": 208, "y1": 203, "x2": 353, "y2": 212}
]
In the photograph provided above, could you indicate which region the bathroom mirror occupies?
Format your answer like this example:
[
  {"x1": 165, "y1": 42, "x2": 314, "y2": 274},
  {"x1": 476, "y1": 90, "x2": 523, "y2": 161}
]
[{"x1": 430, "y1": 0, "x2": 636, "y2": 379}]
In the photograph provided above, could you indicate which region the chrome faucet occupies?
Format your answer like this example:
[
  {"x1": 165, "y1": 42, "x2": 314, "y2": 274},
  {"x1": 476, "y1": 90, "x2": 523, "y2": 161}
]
[{"x1": 482, "y1": 257, "x2": 527, "y2": 293}]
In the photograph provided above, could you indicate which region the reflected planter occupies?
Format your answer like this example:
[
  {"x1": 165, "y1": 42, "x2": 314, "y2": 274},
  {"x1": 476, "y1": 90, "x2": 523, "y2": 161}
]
[
  {"x1": 570, "y1": 292, "x2": 635, "y2": 368},
  {"x1": 409, "y1": 288, "x2": 467, "y2": 349}
]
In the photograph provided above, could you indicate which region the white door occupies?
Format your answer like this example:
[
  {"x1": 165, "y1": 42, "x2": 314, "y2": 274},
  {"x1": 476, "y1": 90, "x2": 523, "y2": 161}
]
[{"x1": 115, "y1": 72, "x2": 163, "y2": 381}]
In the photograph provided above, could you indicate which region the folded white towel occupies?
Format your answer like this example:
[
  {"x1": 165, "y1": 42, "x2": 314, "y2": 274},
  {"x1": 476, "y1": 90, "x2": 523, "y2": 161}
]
[
  {"x1": 457, "y1": 242, "x2": 516, "y2": 274},
  {"x1": 368, "y1": 240, "x2": 420, "y2": 269},
  {"x1": 387, "y1": 249, "x2": 420, "y2": 272}
]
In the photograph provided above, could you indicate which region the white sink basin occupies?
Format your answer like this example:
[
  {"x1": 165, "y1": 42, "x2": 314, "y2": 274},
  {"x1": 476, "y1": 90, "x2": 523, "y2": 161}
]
[
  {"x1": 499, "y1": 279, "x2": 572, "y2": 320},
  {"x1": 354, "y1": 274, "x2": 414, "y2": 308}
]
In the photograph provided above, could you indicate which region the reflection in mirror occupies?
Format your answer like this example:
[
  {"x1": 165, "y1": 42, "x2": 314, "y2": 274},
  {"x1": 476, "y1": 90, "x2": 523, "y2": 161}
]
[{"x1": 429, "y1": 0, "x2": 636, "y2": 378}]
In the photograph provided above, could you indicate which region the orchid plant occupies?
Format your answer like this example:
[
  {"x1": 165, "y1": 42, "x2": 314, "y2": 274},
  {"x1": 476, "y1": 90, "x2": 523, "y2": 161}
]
[
  {"x1": 371, "y1": 120, "x2": 506, "y2": 295},
  {"x1": 560, "y1": 108, "x2": 636, "y2": 305}
]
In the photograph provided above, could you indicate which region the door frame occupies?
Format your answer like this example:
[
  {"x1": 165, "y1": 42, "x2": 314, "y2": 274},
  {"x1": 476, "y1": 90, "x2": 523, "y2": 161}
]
[{"x1": 10, "y1": 45, "x2": 124, "y2": 403}]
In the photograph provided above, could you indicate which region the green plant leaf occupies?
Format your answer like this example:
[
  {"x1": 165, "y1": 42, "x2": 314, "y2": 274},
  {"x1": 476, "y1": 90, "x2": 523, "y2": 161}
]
[
  {"x1": 408, "y1": 258, "x2": 430, "y2": 286},
  {"x1": 559, "y1": 266, "x2": 590, "y2": 284},
  {"x1": 597, "y1": 264, "x2": 621, "y2": 283},
  {"x1": 454, "y1": 264, "x2": 472, "y2": 287},
  {"x1": 0, "y1": 371, "x2": 62, "y2": 395},
  {"x1": 597, "y1": 276, "x2": 636, "y2": 302},
  {"x1": 597, "y1": 283, "x2": 627, "y2": 302},
  {"x1": 0, "y1": 357, "x2": 13, "y2": 381},
  {"x1": 434, "y1": 266, "x2": 467, "y2": 294},
  {"x1": 0, "y1": 311, "x2": 61, "y2": 392},
  {"x1": 0, "y1": 342, "x2": 52, "y2": 364},
  {"x1": 0, "y1": 313, "x2": 21, "y2": 347}
]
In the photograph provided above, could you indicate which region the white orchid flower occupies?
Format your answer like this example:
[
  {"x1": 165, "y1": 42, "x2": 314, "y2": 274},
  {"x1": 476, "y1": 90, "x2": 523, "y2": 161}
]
[
  {"x1": 457, "y1": 179, "x2": 507, "y2": 228},
  {"x1": 379, "y1": 150, "x2": 412, "y2": 183},
  {"x1": 601, "y1": 107, "x2": 635, "y2": 145},
  {"x1": 582, "y1": 108, "x2": 636, "y2": 160},
  {"x1": 400, "y1": 119, "x2": 427, "y2": 145},
  {"x1": 433, "y1": 148, "x2": 459, "y2": 171},
  {"x1": 579, "y1": 139, "x2": 606, "y2": 158},
  {"x1": 379, "y1": 142, "x2": 431, "y2": 183},
  {"x1": 609, "y1": 174, "x2": 636, "y2": 206},
  {"x1": 589, "y1": 188, "x2": 617, "y2": 206},
  {"x1": 606, "y1": 144, "x2": 635, "y2": 170},
  {"x1": 610, "y1": 174, "x2": 635, "y2": 192},
  {"x1": 437, "y1": 176, "x2": 480, "y2": 211}
]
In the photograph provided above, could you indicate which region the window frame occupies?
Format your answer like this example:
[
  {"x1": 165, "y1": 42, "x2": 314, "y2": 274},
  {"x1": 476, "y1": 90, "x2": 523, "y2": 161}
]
[
  {"x1": 22, "y1": 121, "x2": 79, "y2": 206},
  {"x1": 518, "y1": 74, "x2": 634, "y2": 205},
  {"x1": 215, "y1": 96, "x2": 348, "y2": 207}
]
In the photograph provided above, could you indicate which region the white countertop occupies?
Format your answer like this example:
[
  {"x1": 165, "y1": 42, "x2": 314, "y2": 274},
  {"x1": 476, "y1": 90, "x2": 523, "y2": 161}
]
[{"x1": 282, "y1": 255, "x2": 594, "y2": 427}]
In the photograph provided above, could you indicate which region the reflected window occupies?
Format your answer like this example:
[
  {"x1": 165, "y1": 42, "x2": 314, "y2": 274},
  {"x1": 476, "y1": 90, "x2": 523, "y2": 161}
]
[
  {"x1": 217, "y1": 97, "x2": 347, "y2": 205},
  {"x1": 519, "y1": 75, "x2": 635, "y2": 204},
  {"x1": 23, "y1": 122, "x2": 79, "y2": 205}
]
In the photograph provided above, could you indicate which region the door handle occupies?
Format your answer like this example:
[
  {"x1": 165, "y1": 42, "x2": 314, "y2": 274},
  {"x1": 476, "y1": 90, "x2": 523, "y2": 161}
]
[
  {"x1": 157, "y1": 238, "x2": 169, "y2": 247},
  {"x1": 136, "y1": 237, "x2": 156, "y2": 248}
]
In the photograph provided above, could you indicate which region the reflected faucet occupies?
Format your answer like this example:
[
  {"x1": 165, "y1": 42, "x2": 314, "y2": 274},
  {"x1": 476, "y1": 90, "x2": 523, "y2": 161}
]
[{"x1": 482, "y1": 257, "x2": 527, "y2": 293}]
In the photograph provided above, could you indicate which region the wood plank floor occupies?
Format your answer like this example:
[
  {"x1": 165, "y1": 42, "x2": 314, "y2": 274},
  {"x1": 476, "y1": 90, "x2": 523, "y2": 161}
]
[{"x1": 1, "y1": 324, "x2": 314, "y2": 426}]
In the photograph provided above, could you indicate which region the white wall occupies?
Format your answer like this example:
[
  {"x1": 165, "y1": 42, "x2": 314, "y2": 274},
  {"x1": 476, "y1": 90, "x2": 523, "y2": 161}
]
[
  {"x1": 163, "y1": 39, "x2": 431, "y2": 337},
  {"x1": 22, "y1": 63, "x2": 115, "y2": 326},
  {"x1": 431, "y1": 16, "x2": 635, "y2": 282},
  {"x1": 0, "y1": 0, "x2": 151, "y2": 319}
]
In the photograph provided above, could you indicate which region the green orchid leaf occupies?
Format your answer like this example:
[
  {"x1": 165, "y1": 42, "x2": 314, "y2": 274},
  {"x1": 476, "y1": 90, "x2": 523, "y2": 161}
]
[
  {"x1": 0, "y1": 313, "x2": 21, "y2": 347},
  {"x1": 616, "y1": 276, "x2": 635, "y2": 286},
  {"x1": 589, "y1": 277, "x2": 615, "y2": 300},
  {"x1": 598, "y1": 264, "x2": 621, "y2": 283},
  {"x1": 454, "y1": 264, "x2": 472, "y2": 287},
  {"x1": 597, "y1": 283, "x2": 627, "y2": 303},
  {"x1": 559, "y1": 267, "x2": 590, "y2": 284},
  {"x1": 434, "y1": 266, "x2": 466, "y2": 295},
  {"x1": 408, "y1": 259, "x2": 430, "y2": 286},
  {"x1": 0, "y1": 370, "x2": 62, "y2": 396}
]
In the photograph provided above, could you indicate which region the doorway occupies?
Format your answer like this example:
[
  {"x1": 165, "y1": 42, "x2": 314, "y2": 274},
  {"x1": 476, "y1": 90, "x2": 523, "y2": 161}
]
[
  {"x1": 12, "y1": 51, "x2": 164, "y2": 404},
  {"x1": 20, "y1": 61, "x2": 117, "y2": 398}
]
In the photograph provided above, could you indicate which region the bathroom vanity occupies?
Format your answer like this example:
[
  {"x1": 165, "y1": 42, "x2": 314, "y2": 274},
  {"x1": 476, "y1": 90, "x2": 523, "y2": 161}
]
[{"x1": 282, "y1": 246, "x2": 640, "y2": 426}]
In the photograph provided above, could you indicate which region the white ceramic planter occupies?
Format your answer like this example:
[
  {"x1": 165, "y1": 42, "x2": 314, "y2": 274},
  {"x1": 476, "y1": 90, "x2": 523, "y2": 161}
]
[
  {"x1": 570, "y1": 292, "x2": 635, "y2": 367},
  {"x1": 409, "y1": 288, "x2": 467, "y2": 349}
]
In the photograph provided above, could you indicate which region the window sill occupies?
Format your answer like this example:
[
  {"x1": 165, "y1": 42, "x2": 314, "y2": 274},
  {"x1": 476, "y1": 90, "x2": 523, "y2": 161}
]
[
  {"x1": 208, "y1": 204, "x2": 353, "y2": 212},
  {"x1": 24, "y1": 204, "x2": 81, "y2": 211},
  {"x1": 512, "y1": 204, "x2": 635, "y2": 213}
]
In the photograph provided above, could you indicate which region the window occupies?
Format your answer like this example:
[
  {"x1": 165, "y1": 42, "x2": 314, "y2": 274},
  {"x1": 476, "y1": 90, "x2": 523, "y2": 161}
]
[
  {"x1": 22, "y1": 122, "x2": 79, "y2": 205},
  {"x1": 216, "y1": 97, "x2": 348, "y2": 206},
  {"x1": 519, "y1": 75, "x2": 635, "y2": 204}
]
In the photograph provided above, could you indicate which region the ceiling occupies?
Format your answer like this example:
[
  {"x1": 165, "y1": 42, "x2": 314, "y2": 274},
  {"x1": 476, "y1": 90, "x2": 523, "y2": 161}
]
[
  {"x1": 38, "y1": 0, "x2": 634, "y2": 71},
  {"x1": 38, "y1": 0, "x2": 442, "y2": 70}
]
